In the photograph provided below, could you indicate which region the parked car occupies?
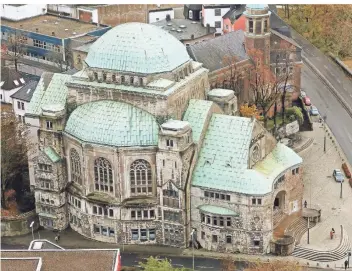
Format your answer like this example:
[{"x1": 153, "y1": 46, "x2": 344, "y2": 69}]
[
  {"x1": 303, "y1": 96, "x2": 311, "y2": 106},
  {"x1": 333, "y1": 169, "x2": 344, "y2": 182},
  {"x1": 310, "y1": 105, "x2": 319, "y2": 116},
  {"x1": 300, "y1": 90, "x2": 307, "y2": 98}
]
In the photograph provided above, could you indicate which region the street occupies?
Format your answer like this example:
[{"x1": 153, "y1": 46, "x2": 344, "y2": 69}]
[
  {"x1": 301, "y1": 65, "x2": 352, "y2": 164},
  {"x1": 290, "y1": 27, "x2": 352, "y2": 106}
]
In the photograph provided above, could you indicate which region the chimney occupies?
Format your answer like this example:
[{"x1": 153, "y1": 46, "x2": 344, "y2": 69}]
[
  {"x1": 35, "y1": 28, "x2": 39, "y2": 33},
  {"x1": 206, "y1": 23, "x2": 210, "y2": 34},
  {"x1": 52, "y1": 32, "x2": 55, "y2": 36},
  {"x1": 166, "y1": 14, "x2": 171, "y2": 22},
  {"x1": 191, "y1": 34, "x2": 195, "y2": 40}
]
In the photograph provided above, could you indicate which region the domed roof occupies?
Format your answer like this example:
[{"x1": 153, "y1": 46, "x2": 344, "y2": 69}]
[
  {"x1": 65, "y1": 100, "x2": 159, "y2": 147},
  {"x1": 85, "y1": 22, "x2": 190, "y2": 74},
  {"x1": 246, "y1": 4, "x2": 268, "y2": 10}
]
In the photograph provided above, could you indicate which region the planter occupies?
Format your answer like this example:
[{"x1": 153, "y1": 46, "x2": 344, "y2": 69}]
[{"x1": 342, "y1": 163, "x2": 351, "y2": 178}]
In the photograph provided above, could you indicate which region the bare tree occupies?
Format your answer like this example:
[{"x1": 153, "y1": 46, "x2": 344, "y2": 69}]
[
  {"x1": 46, "y1": 41, "x2": 73, "y2": 72},
  {"x1": 1, "y1": 109, "x2": 32, "y2": 209},
  {"x1": 4, "y1": 29, "x2": 27, "y2": 71}
]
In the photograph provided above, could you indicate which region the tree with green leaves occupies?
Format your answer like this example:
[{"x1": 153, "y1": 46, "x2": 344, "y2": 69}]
[{"x1": 139, "y1": 256, "x2": 192, "y2": 271}]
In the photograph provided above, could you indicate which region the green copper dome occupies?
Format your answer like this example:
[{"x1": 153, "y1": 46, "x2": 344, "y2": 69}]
[
  {"x1": 85, "y1": 22, "x2": 190, "y2": 74},
  {"x1": 65, "y1": 100, "x2": 159, "y2": 147}
]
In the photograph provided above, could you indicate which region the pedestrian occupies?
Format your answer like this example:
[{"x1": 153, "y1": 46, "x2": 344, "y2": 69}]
[
  {"x1": 330, "y1": 230, "x2": 333, "y2": 240},
  {"x1": 345, "y1": 260, "x2": 348, "y2": 270},
  {"x1": 304, "y1": 200, "x2": 307, "y2": 208},
  {"x1": 55, "y1": 235, "x2": 58, "y2": 243},
  {"x1": 332, "y1": 228, "x2": 335, "y2": 234}
]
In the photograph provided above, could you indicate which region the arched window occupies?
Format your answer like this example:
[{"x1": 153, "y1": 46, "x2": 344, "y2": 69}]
[
  {"x1": 112, "y1": 74, "x2": 116, "y2": 82},
  {"x1": 77, "y1": 54, "x2": 81, "y2": 64},
  {"x1": 121, "y1": 75, "x2": 125, "y2": 84},
  {"x1": 139, "y1": 77, "x2": 143, "y2": 86},
  {"x1": 130, "y1": 76, "x2": 134, "y2": 85},
  {"x1": 70, "y1": 149, "x2": 82, "y2": 185},
  {"x1": 130, "y1": 159, "x2": 152, "y2": 196},
  {"x1": 94, "y1": 72, "x2": 98, "y2": 81},
  {"x1": 94, "y1": 158, "x2": 113, "y2": 193},
  {"x1": 103, "y1": 72, "x2": 107, "y2": 81}
]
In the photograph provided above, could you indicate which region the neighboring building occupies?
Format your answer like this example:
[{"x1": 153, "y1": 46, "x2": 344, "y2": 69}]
[
  {"x1": 1, "y1": 14, "x2": 110, "y2": 68},
  {"x1": 222, "y1": 5, "x2": 246, "y2": 34},
  {"x1": 0, "y1": 4, "x2": 47, "y2": 21},
  {"x1": 10, "y1": 80, "x2": 38, "y2": 124},
  {"x1": 148, "y1": 8, "x2": 174, "y2": 23},
  {"x1": 183, "y1": 5, "x2": 203, "y2": 21},
  {"x1": 70, "y1": 35, "x2": 98, "y2": 70},
  {"x1": 47, "y1": 4, "x2": 78, "y2": 18},
  {"x1": 201, "y1": 5, "x2": 232, "y2": 35},
  {"x1": 26, "y1": 20, "x2": 303, "y2": 255},
  {"x1": 152, "y1": 18, "x2": 216, "y2": 45},
  {"x1": 1, "y1": 241, "x2": 121, "y2": 271},
  {"x1": 0, "y1": 67, "x2": 26, "y2": 104},
  {"x1": 187, "y1": 4, "x2": 302, "y2": 108}
]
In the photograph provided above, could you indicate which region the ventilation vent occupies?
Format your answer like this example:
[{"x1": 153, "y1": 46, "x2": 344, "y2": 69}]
[
  {"x1": 192, "y1": 21, "x2": 197, "y2": 24},
  {"x1": 167, "y1": 23, "x2": 172, "y2": 26},
  {"x1": 65, "y1": 29, "x2": 68, "y2": 31},
  {"x1": 55, "y1": 22, "x2": 58, "y2": 25},
  {"x1": 179, "y1": 25, "x2": 186, "y2": 29},
  {"x1": 171, "y1": 28, "x2": 176, "y2": 31},
  {"x1": 177, "y1": 29, "x2": 182, "y2": 33}
]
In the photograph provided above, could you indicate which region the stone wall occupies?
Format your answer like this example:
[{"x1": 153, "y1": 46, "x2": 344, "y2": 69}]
[
  {"x1": 191, "y1": 186, "x2": 273, "y2": 254},
  {"x1": 1, "y1": 210, "x2": 38, "y2": 237}
]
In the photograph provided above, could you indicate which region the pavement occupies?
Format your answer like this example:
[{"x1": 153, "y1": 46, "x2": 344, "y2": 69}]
[{"x1": 296, "y1": 121, "x2": 352, "y2": 269}]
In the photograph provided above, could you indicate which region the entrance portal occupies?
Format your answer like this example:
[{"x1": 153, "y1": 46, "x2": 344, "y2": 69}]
[{"x1": 273, "y1": 190, "x2": 286, "y2": 211}]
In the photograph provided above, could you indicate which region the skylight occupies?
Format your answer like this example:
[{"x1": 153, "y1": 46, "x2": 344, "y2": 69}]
[
  {"x1": 13, "y1": 80, "x2": 19, "y2": 86},
  {"x1": 20, "y1": 78, "x2": 25, "y2": 84}
]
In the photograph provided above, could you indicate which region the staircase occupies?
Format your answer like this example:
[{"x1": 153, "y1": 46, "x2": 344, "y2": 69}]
[
  {"x1": 292, "y1": 226, "x2": 352, "y2": 262},
  {"x1": 273, "y1": 212, "x2": 300, "y2": 239},
  {"x1": 285, "y1": 217, "x2": 316, "y2": 245}
]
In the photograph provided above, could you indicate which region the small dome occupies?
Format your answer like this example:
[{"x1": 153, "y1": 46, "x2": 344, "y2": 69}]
[
  {"x1": 85, "y1": 22, "x2": 190, "y2": 74},
  {"x1": 246, "y1": 4, "x2": 269, "y2": 10},
  {"x1": 65, "y1": 100, "x2": 159, "y2": 147}
]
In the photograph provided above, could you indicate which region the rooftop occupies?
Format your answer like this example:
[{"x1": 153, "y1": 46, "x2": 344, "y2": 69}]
[
  {"x1": 10, "y1": 80, "x2": 38, "y2": 102},
  {"x1": 198, "y1": 204, "x2": 239, "y2": 216},
  {"x1": 208, "y1": 88, "x2": 234, "y2": 98},
  {"x1": 85, "y1": 22, "x2": 190, "y2": 74},
  {"x1": 64, "y1": 100, "x2": 159, "y2": 147},
  {"x1": 152, "y1": 19, "x2": 216, "y2": 41},
  {"x1": 1, "y1": 249, "x2": 119, "y2": 271},
  {"x1": 71, "y1": 34, "x2": 98, "y2": 43},
  {"x1": 1, "y1": 67, "x2": 26, "y2": 90},
  {"x1": 192, "y1": 115, "x2": 302, "y2": 195},
  {"x1": 187, "y1": 30, "x2": 249, "y2": 72},
  {"x1": 161, "y1": 119, "x2": 190, "y2": 131},
  {"x1": 183, "y1": 99, "x2": 215, "y2": 143},
  {"x1": 1, "y1": 15, "x2": 105, "y2": 39},
  {"x1": 27, "y1": 73, "x2": 71, "y2": 116}
]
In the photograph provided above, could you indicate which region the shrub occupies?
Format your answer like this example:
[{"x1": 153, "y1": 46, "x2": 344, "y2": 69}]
[
  {"x1": 286, "y1": 106, "x2": 304, "y2": 124},
  {"x1": 342, "y1": 163, "x2": 352, "y2": 178}
]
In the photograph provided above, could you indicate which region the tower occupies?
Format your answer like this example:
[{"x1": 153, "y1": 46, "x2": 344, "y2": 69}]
[{"x1": 243, "y1": 4, "x2": 271, "y2": 66}]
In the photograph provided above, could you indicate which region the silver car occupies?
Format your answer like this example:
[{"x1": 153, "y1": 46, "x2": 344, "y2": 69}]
[
  {"x1": 333, "y1": 169, "x2": 344, "y2": 182},
  {"x1": 310, "y1": 105, "x2": 319, "y2": 116}
]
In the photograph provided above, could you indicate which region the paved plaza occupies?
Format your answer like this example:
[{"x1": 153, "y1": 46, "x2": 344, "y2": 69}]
[{"x1": 297, "y1": 121, "x2": 352, "y2": 268}]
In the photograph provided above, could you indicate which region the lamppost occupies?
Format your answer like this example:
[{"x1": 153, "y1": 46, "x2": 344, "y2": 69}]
[
  {"x1": 347, "y1": 250, "x2": 351, "y2": 268},
  {"x1": 30, "y1": 221, "x2": 35, "y2": 241},
  {"x1": 307, "y1": 217, "x2": 310, "y2": 244},
  {"x1": 340, "y1": 179, "x2": 343, "y2": 199},
  {"x1": 191, "y1": 229, "x2": 195, "y2": 271},
  {"x1": 323, "y1": 115, "x2": 327, "y2": 153}
]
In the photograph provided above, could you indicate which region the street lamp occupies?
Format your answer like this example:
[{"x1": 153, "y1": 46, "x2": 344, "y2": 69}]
[
  {"x1": 30, "y1": 221, "x2": 34, "y2": 241},
  {"x1": 190, "y1": 229, "x2": 195, "y2": 271},
  {"x1": 347, "y1": 250, "x2": 351, "y2": 268},
  {"x1": 340, "y1": 179, "x2": 343, "y2": 199},
  {"x1": 323, "y1": 115, "x2": 327, "y2": 153}
]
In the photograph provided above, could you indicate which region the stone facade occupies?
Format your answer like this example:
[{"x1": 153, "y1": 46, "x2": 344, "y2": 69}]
[{"x1": 29, "y1": 19, "x2": 304, "y2": 255}]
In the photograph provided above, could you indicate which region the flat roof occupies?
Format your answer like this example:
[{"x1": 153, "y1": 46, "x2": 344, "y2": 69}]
[
  {"x1": 1, "y1": 249, "x2": 119, "y2": 271},
  {"x1": 1, "y1": 258, "x2": 40, "y2": 271},
  {"x1": 1, "y1": 15, "x2": 105, "y2": 39},
  {"x1": 71, "y1": 35, "x2": 98, "y2": 43}
]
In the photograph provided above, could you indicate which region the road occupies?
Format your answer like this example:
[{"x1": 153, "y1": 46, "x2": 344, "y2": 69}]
[
  {"x1": 301, "y1": 65, "x2": 352, "y2": 164},
  {"x1": 289, "y1": 26, "x2": 352, "y2": 105}
]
